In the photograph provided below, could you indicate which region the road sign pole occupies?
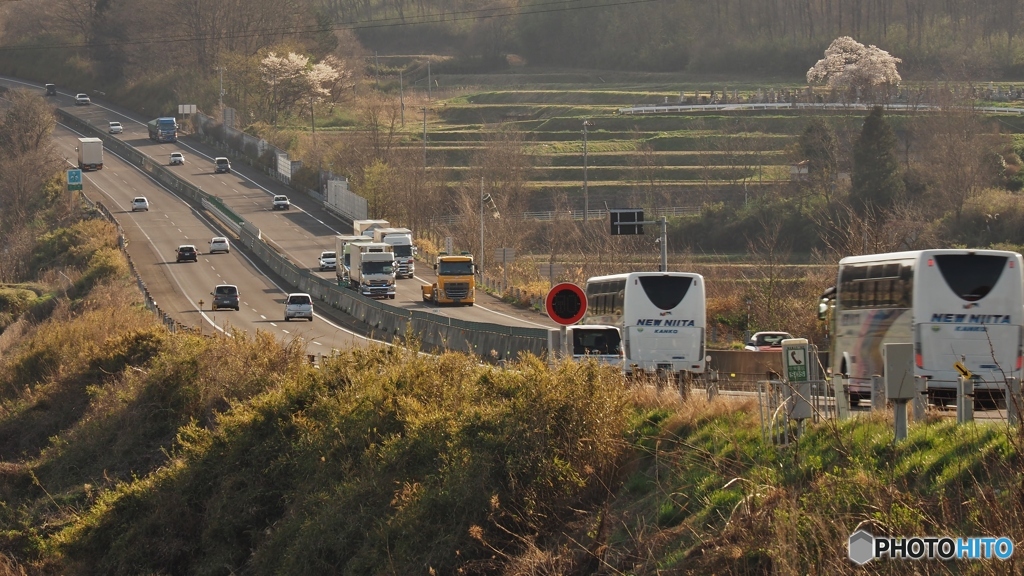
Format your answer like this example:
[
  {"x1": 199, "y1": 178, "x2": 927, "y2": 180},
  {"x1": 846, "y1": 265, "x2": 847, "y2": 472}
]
[
  {"x1": 660, "y1": 216, "x2": 667, "y2": 272},
  {"x1": 561, "y1": 325, "x2": 568, "y2": 359}
]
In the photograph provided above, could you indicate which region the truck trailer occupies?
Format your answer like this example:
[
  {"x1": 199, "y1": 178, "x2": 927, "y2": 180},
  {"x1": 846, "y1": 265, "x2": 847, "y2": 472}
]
[
  {"x1": 147, "y1": 117, "x2": 178, "y2": 143},
  {"x1": 77, "y1": 137, "x2": 103, "y2": 171},
  {"x1": 353, "y1": 219, "x2": 391, "y2": 238},
  {"x1": 334, "y1": 234, "x2": 366, "y2": 286}
]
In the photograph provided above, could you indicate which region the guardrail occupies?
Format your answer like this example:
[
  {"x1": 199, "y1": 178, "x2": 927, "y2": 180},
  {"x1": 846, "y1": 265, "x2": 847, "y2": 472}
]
[
  {"x1": 618, "y1": 102, "x2": 1024, "y2": 115},
  {"x1": 57, "y1": 109, "x2": 549, "y2": 361}
]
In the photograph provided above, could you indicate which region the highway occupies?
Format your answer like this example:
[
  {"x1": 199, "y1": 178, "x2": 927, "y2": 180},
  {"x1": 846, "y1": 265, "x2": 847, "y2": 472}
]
[
  {"x1": 7, "y1": 77, "x2": 556, "y2": 332},
  {"x1": 52, "y1": 121, "x2": 371, "y2": 354}
]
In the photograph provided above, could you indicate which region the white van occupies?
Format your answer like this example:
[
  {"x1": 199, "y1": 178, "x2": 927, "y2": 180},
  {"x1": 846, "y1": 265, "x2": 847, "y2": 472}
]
[
  {"x1": 570, "y1": 325, "x2": 624, "y2": 367},
  {"x1": 284, "y1": 293, "x2": 313, "y2": 321}
]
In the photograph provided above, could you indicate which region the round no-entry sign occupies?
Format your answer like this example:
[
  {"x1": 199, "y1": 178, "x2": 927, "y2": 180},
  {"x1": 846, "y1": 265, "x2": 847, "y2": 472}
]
[{"x1": 546, "y1": 283, "x2": 587, "y2": 325}]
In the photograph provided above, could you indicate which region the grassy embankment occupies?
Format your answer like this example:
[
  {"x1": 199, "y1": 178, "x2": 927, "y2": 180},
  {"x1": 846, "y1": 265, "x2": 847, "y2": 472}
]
[{"x1": 1, "y1": 201, "x2": 1023, "y2": 575}]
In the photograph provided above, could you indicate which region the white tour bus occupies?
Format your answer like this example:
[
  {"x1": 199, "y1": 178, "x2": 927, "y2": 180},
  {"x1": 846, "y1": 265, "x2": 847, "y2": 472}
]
[
  {"x1": 820, "y1": 249, "x2": 1024, "y2": 405},
  {"x1": 583, "y1": 272, "x2": 706, "y2": 381}
]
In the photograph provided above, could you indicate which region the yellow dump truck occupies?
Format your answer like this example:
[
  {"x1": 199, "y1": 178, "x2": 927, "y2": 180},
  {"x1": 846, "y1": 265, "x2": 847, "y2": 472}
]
[{"x1": 422, "y1": 252, "x2": 476, "y2": 305}]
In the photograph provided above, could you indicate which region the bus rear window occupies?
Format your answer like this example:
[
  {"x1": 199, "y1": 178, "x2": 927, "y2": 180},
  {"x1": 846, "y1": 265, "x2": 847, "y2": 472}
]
[
  {"x1": 638, "y1": 275, "x2": 693, "y2": 310},
  {"x1": 934, "y1": 254, "x2": 1008, "y2": 302}
]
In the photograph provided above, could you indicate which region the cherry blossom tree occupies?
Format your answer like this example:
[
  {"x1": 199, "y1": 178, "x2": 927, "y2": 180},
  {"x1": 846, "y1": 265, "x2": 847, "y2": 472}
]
[
  {"x1": 807, "y1": 37, "x2": 902, "y2": 103},
  {"x1": 260, "y1": 52, "x2": 352, "y2": 125}
]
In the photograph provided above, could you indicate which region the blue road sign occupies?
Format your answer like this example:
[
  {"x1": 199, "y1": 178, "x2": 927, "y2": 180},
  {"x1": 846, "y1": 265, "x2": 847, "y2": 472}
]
[{"x1": 67, "y1": 169, "x2": 83, "y2": 191}]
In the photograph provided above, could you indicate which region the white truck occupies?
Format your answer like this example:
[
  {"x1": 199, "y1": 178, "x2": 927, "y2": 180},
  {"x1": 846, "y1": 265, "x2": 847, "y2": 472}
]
[
  {"x1": 372, "y1": 227, "x2": 416, "y2": 279},
  {"x1": 348, "y1": 241, "x2": 396, "y2": 299},
  {"x1": 353, "y1": 219, "x2": 391, "y2": 238},
  {"x1": 77, "y1": 137, "x2": 103, "y2": 171},
  {"x1": 334, "y1": 234, "x2": 365, "y2": 286}
]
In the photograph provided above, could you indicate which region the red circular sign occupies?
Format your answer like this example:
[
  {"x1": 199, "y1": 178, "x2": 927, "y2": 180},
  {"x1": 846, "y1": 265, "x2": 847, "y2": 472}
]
[{"x1": 545, "y1": 283, "x2": 587, "y2": 325}]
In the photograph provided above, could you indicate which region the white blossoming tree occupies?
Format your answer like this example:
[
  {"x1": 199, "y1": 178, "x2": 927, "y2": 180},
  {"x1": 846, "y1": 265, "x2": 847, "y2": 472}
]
[
  {"x1": 807, "y1": 37, "x2": 902, "y2": 103},
  {"x1": 261, "y1": 52, "x2": 352, "y2": 125}
]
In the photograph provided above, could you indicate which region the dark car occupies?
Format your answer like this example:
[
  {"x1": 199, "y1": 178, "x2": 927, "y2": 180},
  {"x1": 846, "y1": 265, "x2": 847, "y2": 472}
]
[
  {"x1": 44, "y1": 84, "x2": 56, "y2": 96},
  {"x1": 211, "y1": 284, "x2": 239, "y2": 311},
  {"x1": 175, "y1": 244, "x2": 198, "y2": 263}
]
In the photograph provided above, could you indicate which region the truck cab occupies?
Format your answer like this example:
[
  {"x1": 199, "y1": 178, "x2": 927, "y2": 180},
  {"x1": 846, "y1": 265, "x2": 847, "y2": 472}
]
[
  {"x1": 422, "y1": 252, "x2": 476, "y2": 305},
  {"x1": 348, "y1": 242, "x2": 396, "y2": 299},
  {"x1": 372, "y1": 227, "x2": 416, "y2": 278}
]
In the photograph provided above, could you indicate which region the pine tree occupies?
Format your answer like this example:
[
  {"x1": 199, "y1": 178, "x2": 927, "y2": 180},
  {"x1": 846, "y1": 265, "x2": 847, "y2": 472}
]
[
  {"x1": 850, "y1": 106, "x2": 904, "y2": 215},
  {"x1": 799, "y1": 118, "x2": 840, "y2": 199}
]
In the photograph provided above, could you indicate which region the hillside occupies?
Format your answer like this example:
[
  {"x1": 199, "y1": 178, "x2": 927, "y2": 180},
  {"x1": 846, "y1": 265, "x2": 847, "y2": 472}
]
[{"x1": 0, "y1": 138, "x2": 1020, "y2": 573}]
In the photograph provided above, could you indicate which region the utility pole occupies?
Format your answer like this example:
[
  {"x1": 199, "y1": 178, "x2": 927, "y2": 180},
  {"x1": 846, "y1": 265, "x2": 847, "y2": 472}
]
[
  {"x1": 218, "y1": 67, "x2": 224, "y2": 110},
  {"x1": 427, "y1": 60, "x2": 432, "y2": 101},
  {"x1": 480, "y1": 177, "x2": 485, "y2": 278},
  {"x1": 422, "y1": 107, "x2": 428, "y2": 172},
  {"x1": 583, "y1": 119, "x2": 592, "y2": 222},
  {"x1": 400, "y1": 71, "x2": 405, "y2": 127}
]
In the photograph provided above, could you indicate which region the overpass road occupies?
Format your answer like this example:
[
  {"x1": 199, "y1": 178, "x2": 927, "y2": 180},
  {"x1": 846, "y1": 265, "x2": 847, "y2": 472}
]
[{"x1": 4, "y1": 77, "x2": 555, "y2": 332}]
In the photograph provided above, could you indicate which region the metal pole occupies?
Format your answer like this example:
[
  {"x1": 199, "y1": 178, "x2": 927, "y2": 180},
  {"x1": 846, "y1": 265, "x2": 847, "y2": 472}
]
[
  {"x1": 480, "y1": 177, "x2": 485, "y2": 278},
  {"x1": 422, "y1": 108, "x2": 427, "y2": 171},
  {"x1": 218, "y1": 67, "x2": 223, "y2": 109},
  {"x1": 660, "y1": 216, "x2": 667, "y2": 272},
  {"x1": 583, "y1": 120, "x2": 589, "y2": 222},
  {"x1": 894, "y1": 400, "x2": 908, "y2": 440},
  {"x1": 427, "y1": 60, "x2": 432, "y2": 101},
  {"x1": 561, "y1": 324, "x2": 569, "y2": 359},
  {"x1": 400, "y1": 71, "x2": 405, "y2": 127}
]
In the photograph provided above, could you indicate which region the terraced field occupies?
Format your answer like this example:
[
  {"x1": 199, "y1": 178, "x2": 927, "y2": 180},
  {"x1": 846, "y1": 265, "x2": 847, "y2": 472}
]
[{"x1": 402, "y1": 86, "x2": 877, "y2": 212}]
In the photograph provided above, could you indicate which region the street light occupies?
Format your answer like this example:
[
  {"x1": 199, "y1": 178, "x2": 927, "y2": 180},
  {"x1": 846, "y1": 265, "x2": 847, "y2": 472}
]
[{"x1": 582, "y1": 119, "x2": 593, "y2": 222}]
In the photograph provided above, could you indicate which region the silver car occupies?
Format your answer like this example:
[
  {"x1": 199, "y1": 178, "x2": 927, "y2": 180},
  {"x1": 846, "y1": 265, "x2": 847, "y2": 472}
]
[{"x1": 284, "y1": 293, "x2": 313, "y2": 321}]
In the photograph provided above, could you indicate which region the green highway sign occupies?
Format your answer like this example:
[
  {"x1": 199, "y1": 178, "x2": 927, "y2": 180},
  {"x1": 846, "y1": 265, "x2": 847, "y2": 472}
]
[
  {"x1": 67, "y1": 169, "x2": 83, "y2": 191},
  {"x1": 782, "y1": 338, "x2": 809, "y2": 383}
]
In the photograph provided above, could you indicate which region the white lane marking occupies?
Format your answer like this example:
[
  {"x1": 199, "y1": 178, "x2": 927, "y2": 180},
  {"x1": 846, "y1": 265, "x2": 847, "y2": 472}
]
[
  {"x1": 260, "y1": 314, "x2": 266, "y2": 319},
  {"x1": 282, "y1": 330, "x2": 290, "y2": 334},
  {"x1": 410, "y1": 274, "x2": 550, "y2": 328},
  {"x1": 313, "y1": 341, "x2": 322, "y2": 346},
  {"x1": 270, "y1": 322, "x2": 278, "y2": 326}
]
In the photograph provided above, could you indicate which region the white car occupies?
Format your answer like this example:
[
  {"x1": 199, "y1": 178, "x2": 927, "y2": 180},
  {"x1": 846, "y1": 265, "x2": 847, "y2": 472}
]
[
  {"x1": 75, "y1": 93, "x2": 91, "y2": 105},
  {"x1": 272, "y1": 195, "x2": 290, "y2": 210},
  {"x1": 131, "y1": 196, "x2": 149, "y2": 212},
  {"x1": 208, "y1": 237, "x2": 230, "y2": 254},
  {"x1": 284, "y1": 293, "x2": 313, "y2": 321},
  {"x1": 169, "y1": 152, "x2": 185, "y2": 165},
  {"x1": 318, "y1": 251, "x2": 337, "y2": 271},
  {"x1": 108, "y1": 121, "x2": 123, "y2": 134}
]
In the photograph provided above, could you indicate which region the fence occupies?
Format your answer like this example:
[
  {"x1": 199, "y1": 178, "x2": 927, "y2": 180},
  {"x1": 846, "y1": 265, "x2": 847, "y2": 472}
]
[{"x1": 59, "y1": 108, "x2": 550, "y2": 360}]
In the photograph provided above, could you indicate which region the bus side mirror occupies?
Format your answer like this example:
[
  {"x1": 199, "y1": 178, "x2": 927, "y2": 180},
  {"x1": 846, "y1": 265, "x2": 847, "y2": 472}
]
[
  {"x1": 817, "y1": 300, "x2": 829, "y2": 321},
  {"x1": 433, "y1": 263, "x2": 438, "y2": 271}
]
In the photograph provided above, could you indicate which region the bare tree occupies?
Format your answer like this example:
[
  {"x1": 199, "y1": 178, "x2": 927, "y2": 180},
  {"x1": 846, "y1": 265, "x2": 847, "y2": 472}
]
[{"x1": 918, "y1": 104, "x2": 1006, "y2": 222}]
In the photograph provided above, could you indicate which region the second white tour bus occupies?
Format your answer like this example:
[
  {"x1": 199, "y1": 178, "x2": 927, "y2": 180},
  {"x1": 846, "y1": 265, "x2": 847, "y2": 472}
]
[
  {"x1": 821, "y1": 249, "x2": 1024, "y2": 405},
  {"x1": 583, "y1": 272, "x2": 706, "y2": 381}
]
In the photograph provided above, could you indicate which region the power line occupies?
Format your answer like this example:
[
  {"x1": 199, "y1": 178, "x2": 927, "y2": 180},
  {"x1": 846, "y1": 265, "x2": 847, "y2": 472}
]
[{"x1": 0, "y1": 0, "x2": 665, "y2": 53}]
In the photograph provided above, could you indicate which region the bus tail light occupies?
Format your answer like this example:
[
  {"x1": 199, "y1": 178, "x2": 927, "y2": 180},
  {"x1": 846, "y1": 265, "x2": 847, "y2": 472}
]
[
  {"x1": 914, "y1": 324, "x2": 923, "y2": 368},
  {"x1": 1017, "y1": 326, "x2": 1023, "y2": 370}
]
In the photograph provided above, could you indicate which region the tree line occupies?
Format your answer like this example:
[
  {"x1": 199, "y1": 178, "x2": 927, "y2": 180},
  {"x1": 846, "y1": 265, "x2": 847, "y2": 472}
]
[{"x1": 4, "y1": 0, "x2": 1024, "y2": 90}]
